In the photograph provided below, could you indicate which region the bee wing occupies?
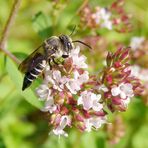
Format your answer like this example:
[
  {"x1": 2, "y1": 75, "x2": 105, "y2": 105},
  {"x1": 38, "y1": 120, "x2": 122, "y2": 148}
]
[{"x1": 18, "y1": 45, "x2": 46, "y2": 73}]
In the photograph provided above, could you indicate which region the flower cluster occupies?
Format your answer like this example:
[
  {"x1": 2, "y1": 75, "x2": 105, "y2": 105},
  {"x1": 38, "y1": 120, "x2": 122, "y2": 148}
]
[
  {"x1": 92, "y1": 7, "x2": 112, "y2": 30},
  {"x1": 110, "y1": 0, "x2": 132, "y2": 32},
  {"x1": 80, "y1": 6, "x2": 112, "y2": 30},
  {"x1": 130, "y1": 36, "x2": 148, "y2": 64},
  {"x1": 79, "y1": 0, "x2": 131, "y2": 32},
  {"x1": 130, "y1": 36, "x2": 145, "y2": 51},
  {"x1": 129, "y1": 36, "x2": 148, "y2": 105},
  {"x1": 36, "y1": 46, "x2": 143, "y2": 137},
  {"x1": 36, "y1": 47, "x2": 107, "y2": 137},
  {"x1": 101, "y1": 47, "x2": 143, "y2": 112}
]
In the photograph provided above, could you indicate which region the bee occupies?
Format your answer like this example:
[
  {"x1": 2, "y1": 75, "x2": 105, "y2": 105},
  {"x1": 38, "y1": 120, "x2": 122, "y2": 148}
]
[{"x1": 19, "y1": 34, "x2": 91, "y2": 91}]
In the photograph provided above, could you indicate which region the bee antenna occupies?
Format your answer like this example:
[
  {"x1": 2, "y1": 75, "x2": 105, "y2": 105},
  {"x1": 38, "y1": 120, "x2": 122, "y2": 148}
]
[
  {"x1": 72, "y1": 40, "x2": 92, "y2": 50},
  {"x1": 69, "y1": 25, "x2": 77, "y2": 36}
]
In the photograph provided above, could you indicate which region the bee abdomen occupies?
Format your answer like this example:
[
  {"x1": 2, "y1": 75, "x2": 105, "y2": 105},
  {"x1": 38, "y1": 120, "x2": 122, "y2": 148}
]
[{"x1": 22, "y1": 60, "x2": 46, "y2": 91}]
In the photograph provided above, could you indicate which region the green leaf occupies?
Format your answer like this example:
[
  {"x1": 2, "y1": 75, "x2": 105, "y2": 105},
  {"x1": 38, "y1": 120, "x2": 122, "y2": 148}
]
[
  {"x1": 132, "y1": 125, "x2": 148, "y2": 148},
  {"x1": 13, "y1": 52, "x2": 28, "y2": 61},
  {"x1": 6, "y1": 58, "x2": 43, "y2": 109},
  {"x1": 32, "y1": 11, "x2": 53, "y2": 39},
  {"x1": 81, "y1": 132, "x2": 97, "y2": 148},
  {"x1": 56, "y1": 0, "x2": 83, "y2": 31}
]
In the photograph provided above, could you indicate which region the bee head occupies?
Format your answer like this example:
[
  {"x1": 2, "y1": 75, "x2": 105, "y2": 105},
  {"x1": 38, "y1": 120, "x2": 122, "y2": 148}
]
[{"x1": 59, "y1": 35, "x2": 73, "y2": 54}]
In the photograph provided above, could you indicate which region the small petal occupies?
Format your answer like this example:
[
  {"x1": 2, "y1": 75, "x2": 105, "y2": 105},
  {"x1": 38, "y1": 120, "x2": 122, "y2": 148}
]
[
  {"x1": 130, "y1": 36, "x2": 145, "y2": 50},
  {"x1": 98, "y1": 84, "x2": 109, "y2": 92},
  {"x1": 122, "y1": 97, "x2": 130, "y2": 107},
  {"x1": 78, "y1": 91, "x2": 102, "y2": 111},
  {"x1": 52, "y1": 129, "x2": 68, "y2": 137},
  {"x1": 84, "y1": 119, "x2": 92, "y2": 132},
  {"x1": 77, "y1": 91, "x2": 93, "y2": 110},
  {"x1": 73, "y1": 70, "x2": 80, "y2": 80},
  {"x1": 120, "y1": 91, "x2": 126, "y2": 99},
  {"x1": 78, "y1": 71, "x2": 89, "y2": 84},
  {"x1": 90, "y1": 116, "x2": 107, "y2": 129},
  {"x1": 42, "y1": 99, "x2": 57, "y2": 113},
  {"x1": 119, "y1": 83, "x2": 134, "y2": 98},
  {"x1": 92, "y1": 94, "x2": 103, "y2": 111},
  {"x1": 111, "y1": 86, "x2": 121, "y2": 96},
  {"x1": 60, "y1": 115, "x2": 71, "y2": 129},
  {"x1": 84, "y1": 116, "x2": 107, "y2": 132},
  {"x1": 36, "y1": 84, "x2": 52, "y2": 100},
  {"x1": 92, "y1": 102, "x2": 103, "y2": 112},
  {"x1": 53, "y1": 70, "x2": 61, "y2": 82},
  {"x1": 52, "y1": 115, "x2": 70, "y2": 137},
  {"x1": 70, "y1": 47, "x2": 88, "y2": 69},
  {"x1": 77, "y1": 96, "x2": 83, "y2": 105},
  {"x1": 66, "y1": 79, "x2": 81, "y2": 94},
  {"x1": 70, "y1": 46, "x2": 80, "y2": 56}
]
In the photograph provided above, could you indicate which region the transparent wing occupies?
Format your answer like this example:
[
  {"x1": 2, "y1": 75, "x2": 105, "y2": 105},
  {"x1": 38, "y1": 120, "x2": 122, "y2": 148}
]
[{"x1": 18, "y1": 45, "x2": 45, "y2": 73}]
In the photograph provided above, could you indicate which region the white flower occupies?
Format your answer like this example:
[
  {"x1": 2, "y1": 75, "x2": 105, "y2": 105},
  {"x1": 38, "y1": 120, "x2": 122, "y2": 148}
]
[
  {"x1": 52, "y1": 115, "x2": 71, "y2": 137},
  {"x1": 52, "y1": 70, "x2": 61, "y2": 82},
  {"x1": 130, "y1": 36, "x2": 145, "y2": 50},
  {"x1": 111, "y1": 83, "x2": 134, "y2": 99},
  {"x1": 36, "y1": 84, "x2": 52, "y2": 101},
  {"x1": 43, "y1": 65, "x2": 89, "y2": 95},
  {"x1": 52, "y1": 70, "x2": 67, "y2": 91},
  {"x1": 42, "y1": 99, "x2": 57, "y2": 113},
  {"x1": 100, "y1": 8, "x2": 111, "y2": 20},
  {"x1": 70, "y1": 46, "x2": 88, "y2": 68},
  {"x1": 84, "y1": 116, "x2": 107, "y2": 132},
  {"x1": 77, "y1": 71, "x2": 89, "y2": 84},
  {"x1": 73, "y1": 70, "x2": 89, "y2": 85},
  {"x1": 44, "y1": 69, "x2": 56, "y2": 85},
  {"x1": 45, "y1": 69, "x2": 68, "y2": 91},
  {"x1": 95, "y1": 8, "x2": 112, "y2": 30},
  {"x1": 78, "y1": 91, "x2": 103, "y2": 111},
  {"x1": 101, "y1": 19, "x2": 112, "y2": 30},
  {"x1": 131, "y1": 65, "x2": 148, "y2": 81},
  {"x1": 98, "y1": 84, "x2": 109, "y2": 92},
  {"x1": 121, "y1": 97, "x2": 130, "y2": 108},
  {"x1": 66, "y1": 70, "x2": 89, "y2": 94},
  {"x1": 66, "y1": 79, "x2": 81, "y2": 94}
]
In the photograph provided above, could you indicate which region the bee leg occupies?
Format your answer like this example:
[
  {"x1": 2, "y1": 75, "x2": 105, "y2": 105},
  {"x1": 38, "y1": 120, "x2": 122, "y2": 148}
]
[
  {"x1": 48, "y1": 59, "x2": 52, "y2": 70},
  {"x1": 62, "y1": 55, "x2": 69, "y2": 58},
  {"x1": 42, "y1": 73, "x2": 45, "y2": 79},
  {"x1": 52, "y1": 57, "x2": 59, "y2": 65}
]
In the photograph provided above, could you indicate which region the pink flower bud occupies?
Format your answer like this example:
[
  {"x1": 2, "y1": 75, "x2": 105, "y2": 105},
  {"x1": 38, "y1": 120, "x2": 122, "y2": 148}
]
[
  {"x1": 114, "y1": 47, "x2": 122, "y2": 57},
  {"x1": 60, "y1": 106, "x2": 69, "y2": 115},
  {"x1": 83, "y1": 110, "x2": 91, "y2": 118},
  {"x1": 106, "y1": 52, "x2": 113, "y2": 67},
  {"x1": 104, "y1": 92, "x2": 112, "y2": 98},
  {"x1": 94, "y1": 110, "x2": 107, "y2": 116},
  {"x1": 112, "y1": 97, "x2": 122, "y2": 105},
  {"x1": 120, "y1": 48, "x2": 129, "y2": 60},
  {"x1": 76, "y1": 114, "x2": 85, "y2": 122},
  {"x1": 114, "y1": 61, "x2": 121, "y2": 68},
  {"x1": 106, "y1": 75, "x2": 113, "y2": 84},
  {"x1": 76, "y1": 123, "x2": 86, "y2": 132}
]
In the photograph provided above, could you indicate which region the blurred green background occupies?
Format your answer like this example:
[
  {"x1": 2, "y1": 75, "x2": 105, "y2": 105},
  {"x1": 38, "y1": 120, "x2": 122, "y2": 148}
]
[{"x1": 0, "y1": 0, "x2": 148, "y2": 148}]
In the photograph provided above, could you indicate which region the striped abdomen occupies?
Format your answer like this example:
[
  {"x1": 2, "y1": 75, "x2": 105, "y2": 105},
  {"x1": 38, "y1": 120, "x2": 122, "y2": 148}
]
[{"x1": 22, "y1": 60, "x2": 47, "y2": 91}]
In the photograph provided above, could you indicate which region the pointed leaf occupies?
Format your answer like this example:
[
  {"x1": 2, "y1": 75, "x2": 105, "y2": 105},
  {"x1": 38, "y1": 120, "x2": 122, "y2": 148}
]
[{"x1": 6, "y1": 58, "x2": 43, "y2": 109}]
